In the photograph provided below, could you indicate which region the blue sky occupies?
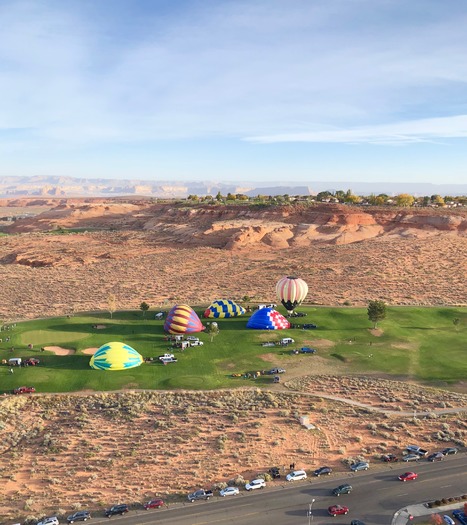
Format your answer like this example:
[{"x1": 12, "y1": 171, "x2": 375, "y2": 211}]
[{"x1": 1, "y1": 0, "x2": 467, "y2": 185}]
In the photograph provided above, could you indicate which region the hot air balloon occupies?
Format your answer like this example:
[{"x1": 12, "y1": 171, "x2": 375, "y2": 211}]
[
  {"x1": 246, "y1": 307, "x2": 290, "y2": 330},
  {"x1": 90, "y1": 342, "x2": 143, "y2": 371},
  {"x1": 204, "y1": 299, "x2": 246, "y2": 318},
  {"x1": 276, "y1": 276, "x2": 308, "y2": 313},
  {"x1": 164, "y1": 304, "x2": 205, "y2": 334}
]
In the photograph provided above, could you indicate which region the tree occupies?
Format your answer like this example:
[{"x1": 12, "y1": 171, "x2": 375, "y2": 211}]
[
  {"x1": 140, "y1": 302, "x2": 150, "y2": 317},
  {"x1": 206, "y1": 322, "x2": 220, "y2": 343},
  {"x1": 367, "y1": 300, "x2": 387, "y2": 329},
  {"x1": 396, "y1": 193, "x2": 415, "y2": 207},
  {"x1": 453, "y1": 318, "x2": 460, "y2": 330},
  {"x1": 108, "y1": 294, "x2": 117, "y2": 319}
]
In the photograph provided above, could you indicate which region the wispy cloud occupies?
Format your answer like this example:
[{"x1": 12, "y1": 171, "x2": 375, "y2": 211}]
[{"x1": 245, "y1": 114, "x2": 467, "y2": 145}]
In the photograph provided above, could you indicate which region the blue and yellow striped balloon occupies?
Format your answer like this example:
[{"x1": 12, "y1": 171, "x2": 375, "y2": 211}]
[
  {"x1": 204, "y1": 299, "x2": 246, "y2": 318},
  {"x1": 90, "y1": 342, "x2": 143, "y2": 371}
]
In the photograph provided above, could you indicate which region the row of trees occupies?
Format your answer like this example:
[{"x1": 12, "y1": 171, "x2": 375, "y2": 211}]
[{"x1": 185, "y1": 191, "x2": 466, "y2": 208}]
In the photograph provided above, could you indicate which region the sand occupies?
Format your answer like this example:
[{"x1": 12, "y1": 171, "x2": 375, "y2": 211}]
[{"x1": 43, "y1": 346, "x2": 75, "y2": 355}]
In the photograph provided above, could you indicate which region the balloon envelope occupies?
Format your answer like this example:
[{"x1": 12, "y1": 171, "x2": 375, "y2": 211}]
[
  {"x1": 246, "y1": 308, "x2": 290, "y2": 330},
  {"x1": 204, "y1": 299, "x2": 246, "y2": 318},
  {"x1": 276, "y1": 276, "x2": 308, "y2": 312},
  {"x1": 164, "y1": 304, "x2": 205, "y2": 334},
  {"x1": 90, "y1": 342, "x2": 143, "y2": 371}
]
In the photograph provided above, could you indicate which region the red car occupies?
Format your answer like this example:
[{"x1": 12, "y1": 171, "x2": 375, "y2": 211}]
[
  {"x1": 382, "y1": 454, "x2": 399, "y2": 462},
  {"x1": 328, "y1": 505, "x2": 349, "y2": 516},
  {"x1": 13, "y1": 386, "x2": 36, "y2": 394},
  {"x1": 143, "y1": 499, "x2": 164, "y2": 510},
  {"x1": 398, "y1": 472, "x2": 418, "y2": 482},
  {"x1": 25, "y1": 358, "x2": 40, "y2": 366}
]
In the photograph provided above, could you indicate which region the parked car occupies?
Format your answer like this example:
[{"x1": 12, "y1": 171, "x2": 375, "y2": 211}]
[
  {"x1": 351, "y1": 521, "x2": 366, "y2": 525},
  {"x1": 13, "y1": 386, "x2": 36, "y2": 394},
  {"x1": 398, "y1": 472, "x2": 418, "y2": 482},
  {"x1": 402, "y1": 454, "x2": 420, "y2": 462},
  {"x1": 190, "y1": 340, "x2": 204, "y2": 346},
  {"x1": 187, "y1": 489, "x2": 213, "y2": 502},
  {"x1": 37, "y1": 517, "x2": 59, "y2": 525},
  {"x1": 328, "y1": 505, "x2": 349, "y2": 516},
  {"x1": 302, "y1": 323, "x2": 318, "y2": 329},
  {"x1": 25, "y1": 357, "x2": 40, "y2": 366},
  {"x1": 143, "y1": 499, "x2": 164, "y2": 510},
  {"x1": 406, "y1": 445, "x2": 429, "y2": 457},
  {"x1": 104, "y1": 504, "x2": 129, "y2": 517},
  {"x1": 442, "y1": 447, "x2": 458, "y2": 456},
  {"x1": 220, "y1": 486, "x2": 240, "y2": 497},
  {"x1": 381, "y1": 454, "x2": 399, "y2": 462},
  {"x1": 350, "y1": 461, "x2": 369, "y2": 471},
  {"x1": 67, "y1": 511, "x2": 91, "y2": 523},
  {"x1": 332, "y1": 484, "x2": 352, "y2": 496},
  {"x1": 314, "y1": 466, "x2": 332, "y2": 476},
  {"x1": 268, "y1": 368, "x2": 286, "y2": 374},
  {"x1": 280, "y1": 338, "x2": 294, "y2": 345},
  {"x1": 245, "y1": 479, "x2": 266, "y2": 491},
  {"x1": 286, "y1": 470, "x2": 307, "y2": 481},
  {"x1": 268, "y1": 466, "x2": 281, "y2": 479},
  {"x1": 443, "y1": 516, "x2": 456, "y2": 525},
  {"x1": 261, "y1": 342, "x2": 276, "y2": 347},
  {"x1": 292, "y1": 347, "x2": 316, "y2": 354},
  {"x1": 427, "y1": 452, "x2": 444, "y2": 462},
  {"x1": 186, "y1": 336, "x2": 199, "y2": 341}
]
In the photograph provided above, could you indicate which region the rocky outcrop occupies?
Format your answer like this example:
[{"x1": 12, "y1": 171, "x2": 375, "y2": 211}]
[{"x1": 4, "y1": 202, "x2": 466, "y2": 250}]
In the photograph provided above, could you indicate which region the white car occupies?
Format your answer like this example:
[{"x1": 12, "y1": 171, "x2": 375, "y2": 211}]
[
  {"x1": 38, "y1": 518, "x2": 59, "y2": 525},
  {"x1": 220, "y1": 486, "x2": 240, "y2": 497},
  {"x1": 443, "y1": 516, "x2": 455, "y2": 525},
  {"x1": 245, "y1": 479, "x2": 266, "y2": 491},
  {"x1": 190, "y1": 340, "x2": 204, "y2": 346},
  {"x1": 286, "y1": 470, "x2": 307, "y2": 481},
  {"x1": 186, "y1": 336, "x2": 199, "y2": 341}
]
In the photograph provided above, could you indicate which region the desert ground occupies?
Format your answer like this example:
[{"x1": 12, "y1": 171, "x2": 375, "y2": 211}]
[{"x1": 0, "y1": 199, "x2": 466, "y2": 522}]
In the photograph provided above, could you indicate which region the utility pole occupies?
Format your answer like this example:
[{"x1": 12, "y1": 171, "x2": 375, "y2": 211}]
[{"x1": 307, "y1": 499, "x2": 316, "y2": 525}]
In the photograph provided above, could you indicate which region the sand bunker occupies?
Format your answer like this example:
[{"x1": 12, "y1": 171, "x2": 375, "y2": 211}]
[
  {"x1": 43, "y1": 346, "x2": 75, "y2": 355},
  {"x1": 82, "y1": 347, "x2": 98, "y2": 355}
]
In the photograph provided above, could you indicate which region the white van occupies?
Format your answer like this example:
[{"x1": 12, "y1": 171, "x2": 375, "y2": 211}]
[
  {"x1": 8, "y1": 357, "x2": 22, "y2": 366},
  {"x1": 280, "y1": 338, "x2": 294, "y2": 345}
]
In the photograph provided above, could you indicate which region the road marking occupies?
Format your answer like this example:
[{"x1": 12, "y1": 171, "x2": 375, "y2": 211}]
[
  {"x1": 440, "y1": 484, "x2": 452, "y2": 488},
  {"x1": 193, "y1": 510, "x2": 261, "y2": 524},
  {"x1": 396, "y1": 493, "x2": 409, "y2": 496}
]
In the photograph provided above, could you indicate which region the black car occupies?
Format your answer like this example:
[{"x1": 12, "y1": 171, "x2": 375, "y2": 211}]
[
  {"x1": 314, "y1": 466, "x2": 332, "y2": 476},
  {"x1": 332, "y1": 484, "x2": 352, "y2": 496},
  {"x1": 67, "y1": 511, "x2": 91, "y2": 523},
  {"x1": 105, "y1": 504, "x2": 129, "y2": 518},
  {"x1": 351, "y1": 521, "x2": 366, "y2": 525},
  {"x1": 441, "y1": 447, "x2": 458, "y2": 455},
  {"x1": 269, "y1": 466, "x2": 281, "y2": 479},
  {"x1": 381, "y1": 454, "x2": 399, "y2": 463},
  {"x1": 427, "y1": 452, "x2": 444, "y2": 462}
]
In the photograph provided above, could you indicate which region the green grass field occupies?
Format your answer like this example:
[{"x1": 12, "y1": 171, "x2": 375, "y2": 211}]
[{"x1": 0, "y1": 306, "x2": 465, "y2": 393}]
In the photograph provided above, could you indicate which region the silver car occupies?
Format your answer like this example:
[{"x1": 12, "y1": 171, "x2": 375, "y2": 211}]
[{"x1": 402, "y1": 454, "x2": 420, "y2": 462}]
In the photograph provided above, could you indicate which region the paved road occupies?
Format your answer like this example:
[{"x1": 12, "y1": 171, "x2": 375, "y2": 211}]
[{"x1": 89, "y1": 454, "x2": 466, "y2": 525}]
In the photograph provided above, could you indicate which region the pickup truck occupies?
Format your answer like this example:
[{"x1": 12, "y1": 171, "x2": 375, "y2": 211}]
[
  {"x1": 159, "y1": 353, "x2": 178, "y2": 363},
  {"x1": 452, "y1": 510, "x2": 467, "y2": 525},
  {"x1": 187, "y1": 489, "x2": 213, "y2": 502},
  {"x1": 406, "y1": 445, "x2": 429, "y2": 457}
]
